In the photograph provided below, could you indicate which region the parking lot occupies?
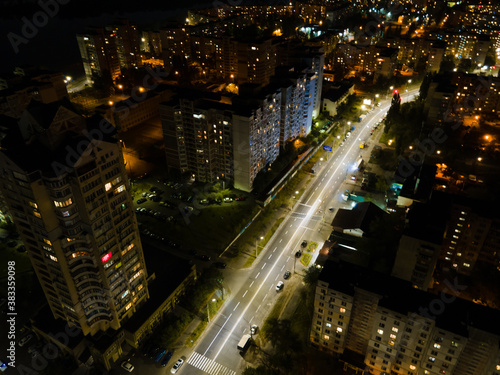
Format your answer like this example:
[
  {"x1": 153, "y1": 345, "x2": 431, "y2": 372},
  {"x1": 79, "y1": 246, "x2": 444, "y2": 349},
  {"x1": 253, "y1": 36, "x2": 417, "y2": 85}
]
[{"x1": 130, "y1": 176, "x2": 258, "y2": 253}]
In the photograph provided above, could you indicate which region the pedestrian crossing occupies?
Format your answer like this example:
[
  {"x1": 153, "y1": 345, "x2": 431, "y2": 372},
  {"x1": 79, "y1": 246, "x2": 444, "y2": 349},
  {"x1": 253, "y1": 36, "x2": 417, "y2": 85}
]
[{"x1": 187, "y1": 352, "x2": 236, "y2": 375}]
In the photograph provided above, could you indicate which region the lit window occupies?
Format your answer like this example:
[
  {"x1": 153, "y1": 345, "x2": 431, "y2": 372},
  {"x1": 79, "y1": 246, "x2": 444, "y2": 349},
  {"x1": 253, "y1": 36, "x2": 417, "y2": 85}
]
[
  {"x1": 337, "y1": 327, "x2": 342, "y2": 333},
  {"x1": 390, "y1": 334, "x2": 396, "y2": 339},
  {"x1": 105, "y1": 182, "x2": 112, "y2": 191},
  {"x1": 49, "y1": 254, "x2": 58, "y2": 262},
  {"x1": 463, "y1": 263, "x2": 470, "y2": 267},
  {"x1": 102, "y1": 252, "x2": 112, "y2": 263},
  {"x1": 43, "y1": 239, "x2": 52, "y2": 246},
  {"x1": 326, "y1": 323, "x2": 331, "y2": 328},
  {"x1": 324, "y1": 335, "x2": 330, "y2": 340},
  {"x1": 378, "y1": 329, "x2": 384, "y2": 334},
  {"x1": 62, "y1": 211, "x2": 70, "y2": 217},
  {"x1": 429, "y1": 357, "x2": 436, "y2": 362},
  {"x1": 434, "y1": 344, "x2": 441, "y2": 349},
  {"x1": 392, "y1": 327, "x2": 398, "y2": 332},
  {"x1": 114, "y1": 184, "x2": 126, "y2": 193},
  {"x1": 340, "y1": 308, "x2": 346, "y2": 313},
  {"x1": 410, "y1": 365, "x2": 416, "y2": 370}
]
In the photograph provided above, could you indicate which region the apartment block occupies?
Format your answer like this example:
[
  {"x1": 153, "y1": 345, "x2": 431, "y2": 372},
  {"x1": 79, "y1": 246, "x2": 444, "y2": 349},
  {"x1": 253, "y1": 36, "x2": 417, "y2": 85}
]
[
  {"x1": 160, "y1": 85, "x2": 281, "y2": 192},
  {"x1": 77, "y1": 28, "x2": 121, "y2": 82},
  {"x1": 160, "y1": 91, "x2": 234, "y2": 185},
  {"x1": 0, "y1": 99, "x2": 149, "y2": 336},
  {"x1": 233, "y1": 85, "x2": 281, "y2": 191},
  {"x1": 106, "y1": 19, "x2": 142, "y2": 70},
  {"x1": 141, "y1": 30, "x2": 162, "y2": 58},
  {"x1": 159, "y1": 25, "x2": 191, "y2": 70},
  {"x1": 311, "y1": 260, "x2": 500, "y2": 375}
]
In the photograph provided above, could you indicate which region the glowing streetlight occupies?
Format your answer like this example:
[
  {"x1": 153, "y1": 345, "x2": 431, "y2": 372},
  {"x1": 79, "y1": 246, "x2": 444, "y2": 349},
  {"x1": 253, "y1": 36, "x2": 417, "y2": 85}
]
[
  {"x1": 409, "y1": 146, "x2": 413, "y2": 150},
  {"x1": 108, "y1": 101, "x2": 114, "y2": 106},
  {"x1": 437, "y1": 150, "x2": 441, "y2": 154},
  {"x1": 477, "y1": 157, "x2": 482, "y2": 162}
]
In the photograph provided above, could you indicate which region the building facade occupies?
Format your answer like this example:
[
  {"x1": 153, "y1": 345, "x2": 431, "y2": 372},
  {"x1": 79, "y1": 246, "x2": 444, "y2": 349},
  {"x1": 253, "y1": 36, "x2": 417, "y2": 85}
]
[
  {"x1": 0, "y1": 100, "x2": 149, "y2": 336},
  {"x1": 311, "y1": 260, "x2": 500, "y2": 375}
]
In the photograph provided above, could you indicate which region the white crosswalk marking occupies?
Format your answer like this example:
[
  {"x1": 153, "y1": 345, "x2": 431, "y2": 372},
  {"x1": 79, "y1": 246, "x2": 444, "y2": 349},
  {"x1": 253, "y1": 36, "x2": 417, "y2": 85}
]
[{"x1": 187, "y1": 352, "x2": 236, "y2": 375}]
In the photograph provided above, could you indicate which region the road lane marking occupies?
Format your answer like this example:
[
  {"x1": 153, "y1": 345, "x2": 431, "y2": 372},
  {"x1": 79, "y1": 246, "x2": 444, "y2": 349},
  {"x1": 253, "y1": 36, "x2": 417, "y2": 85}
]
[
  {"x1": 233, "y1": 302, "x2": 240, "y2": 311},
  {"x1": 249, "y1": 281, "x2": 254, "y2": 288},
  {"x1": 279, "y1": 239, "x2": 282, "y2": 243},
  {"x1": 268, "y1": 254, "x2": 272, "y2": 260},
  {"x1": 203, "y1": 312, "x2": 232, "y2": 356},
  {"x1": 261, "y1": 263, "x2": 266, "y2": 270},
  {"x1": 188, "y1": 352, "x2": 236, "y2": 375},
  {"x1": 285, "y1": 230, "x2": 288, "y2": 234},
  {"x1": 256, "y1": 272, "x2": 260, "y2": 278},
  {"x1": 256, "y1": 305, "x2": 261, "y2": 312},
  {"x1": 242, "y1": 290, "x2": 248, "y2": 298},
  {"x1": 280, "y1": 264, "x2": 285, "y2": 271}
]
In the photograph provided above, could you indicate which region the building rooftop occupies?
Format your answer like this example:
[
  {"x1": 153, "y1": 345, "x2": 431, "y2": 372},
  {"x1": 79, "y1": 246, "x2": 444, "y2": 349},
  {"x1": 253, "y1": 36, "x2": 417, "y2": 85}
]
[
  {"x1": 323, "y1": 81, "x2": 354, "y2": 102},
  {"x1": 331, "y1": 202, "x2": 386, "y2": 234},
  {"x1": 122, "y1": 244, "x2": 195, "y2": 333}
]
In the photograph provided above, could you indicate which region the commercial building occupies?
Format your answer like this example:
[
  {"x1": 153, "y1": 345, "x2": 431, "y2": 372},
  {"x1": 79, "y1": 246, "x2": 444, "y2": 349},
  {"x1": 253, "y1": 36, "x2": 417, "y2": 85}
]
[
  {"x1": 0, "y1": 99, "x2": 149, "y2": 337},
  {"x1": 322, "y1": 81, "x2": 355, "y2": 117},
  {"x1": 311, "y1": 260, "x2": 500, "y2": 375}
]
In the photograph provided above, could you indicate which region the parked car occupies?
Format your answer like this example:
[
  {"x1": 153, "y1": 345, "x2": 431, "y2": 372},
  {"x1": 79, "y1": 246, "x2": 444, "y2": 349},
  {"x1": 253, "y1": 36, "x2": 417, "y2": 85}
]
[
  {"x1": 301, "y1": 240, "x2": 307, "y2": 248},
  {"x1": 295, "y1": 250, "x2": 302, "y2": 258},
  {"x1": 276, "y1": 281, "x2": 284, "y2": 292},
  {"x1": 161, "y1": 351, "x2": 173, "y2": 367},
  {"x1": 251, "y1": 325, "x2": 258, "y2": 335},
  {"x1": 199, "y1": 198, "x2": 209, "y2": 205},
  {"x1": 200, "y1": 254, "x2": 211, "y2": 261},
  {"x1": 155, "y1": 348, "x2": 166, "y2": 363},
  {"x1": 283, "y1": 271, "x2": 291, "y2": 279},
  {"x1": 235, "y1": 196, "x2": 246, "y2": 201},
  {"x1": 171, "y1": 358, "x2": 184, "y2": 374},
  {"x1": 121, "y1": 360, "x2": 134, "y2": 372},
  {"x1": 137, "y1": 198, "x2": 147, "y2": 204},
  {"x1": 223, "y1": 197, "x2": 233, "y2": 203}
]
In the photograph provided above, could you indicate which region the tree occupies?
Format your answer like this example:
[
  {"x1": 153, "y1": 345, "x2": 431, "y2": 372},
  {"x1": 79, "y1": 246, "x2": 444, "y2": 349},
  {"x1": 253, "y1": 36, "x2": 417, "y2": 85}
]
[
  {"x1": 303, "y1": 266, "x2": 321, "y2": 288},
  {"x1": 484, "y1": 52, "x2": 496, "y2": 68},
  {"x1": 439, "y1": 54, "x2": 455, "y2": 74},
  {"x1": 457, "y1": 58, "x2": 472, "y2": 73}
]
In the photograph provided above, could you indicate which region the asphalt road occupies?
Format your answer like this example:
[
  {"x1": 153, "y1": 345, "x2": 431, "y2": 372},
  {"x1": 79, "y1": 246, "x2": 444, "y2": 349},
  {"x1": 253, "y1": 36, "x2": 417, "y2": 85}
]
[{"x1": 124, "y1": 88, "x2": 420, "y2": 375}]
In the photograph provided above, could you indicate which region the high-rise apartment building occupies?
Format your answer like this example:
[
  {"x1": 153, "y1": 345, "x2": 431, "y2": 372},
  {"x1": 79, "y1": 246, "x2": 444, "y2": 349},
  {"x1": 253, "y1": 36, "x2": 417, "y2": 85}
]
[
  {"x1": 312, "y1": 260, "x2": 500, "y2": 375},
  {"x1": 159, "y1": 26, "x2": 191, "y2": 70},
  {"x1": 77, "y1": 28, "x2": 121, "y2": 83},
  {"x1": 160, "y1": 91, "x2": 234, "y2": 185},
  {"x1": 0, "y1": 100, "x2": 149, "y2": 336},
  {"x1": 160, "y1": 85, "x2": 281, "y2": 192},
  {"x1": 106, "y1": 19, "x2": 142, "y2": 70}
]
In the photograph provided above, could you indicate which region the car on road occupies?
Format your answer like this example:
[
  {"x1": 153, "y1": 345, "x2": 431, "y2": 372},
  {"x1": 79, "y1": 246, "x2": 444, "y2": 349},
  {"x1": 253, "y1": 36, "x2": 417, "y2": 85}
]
[
  {"x1": 215, "y1": 262, "x2": 226, "y2": 269},
  {"x1": 121, "y1": 360, "x2": 134, "y2": 372},
  {"x1": 301, "y1": 240, "x2": 307, "y2": 248},
  {"x1": 199, "y1": 198, "x2": 209, "y2": 205},
  {"x1": 171, "y1": 358, "x2": 184, "y2": 374},
  {"x1": 283, "y1": 271, "x2": 291, "y2": 279},
  {"x1": 295, "y1": 250, "x2": 302, "y2": 258},
  {"x1": 18, "y1": 334, "x2": 33, "y2": 347},
  {"x1": 161, "y1": 351, "x2": 173, "y2": 367},
  {"x1": 251, "y1": 325, "x2": 258, "y2": 335},
  {"x1": 276, "y1": 281, "x2": 284, "y2": 292},
  {"x1": 137, "y1": 198, "x2": 147, "y2": 204},
  {"x1": 223, "y1": 197, "x2": 233, "y2": 203}
]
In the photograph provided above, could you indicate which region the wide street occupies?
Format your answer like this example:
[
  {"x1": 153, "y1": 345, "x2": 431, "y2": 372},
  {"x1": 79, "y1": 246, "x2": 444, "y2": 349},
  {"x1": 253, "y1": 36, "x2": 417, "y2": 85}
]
[{"x1": 120, "y1": 88, "x2": 420, "y2": 375}]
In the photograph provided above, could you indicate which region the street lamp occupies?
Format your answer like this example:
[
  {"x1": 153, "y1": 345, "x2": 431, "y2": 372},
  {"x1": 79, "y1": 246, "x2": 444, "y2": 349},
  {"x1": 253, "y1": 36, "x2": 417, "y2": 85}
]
[
  {"x1": 256, "y1": 236, "x2": 264, "y2": 259},
  {"x1": 207, "y1": 298, "x2": 216, "y2": 322}
]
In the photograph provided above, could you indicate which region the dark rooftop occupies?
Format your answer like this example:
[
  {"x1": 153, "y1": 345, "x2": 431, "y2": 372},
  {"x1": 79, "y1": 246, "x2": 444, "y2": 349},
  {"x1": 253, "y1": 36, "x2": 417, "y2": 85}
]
[
  {"x1": 122, "y1": 244, "x2": 194, "y2": 333},
  {"x1": 331, "y1": 202, "x2": 386, "y2": 234}
]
